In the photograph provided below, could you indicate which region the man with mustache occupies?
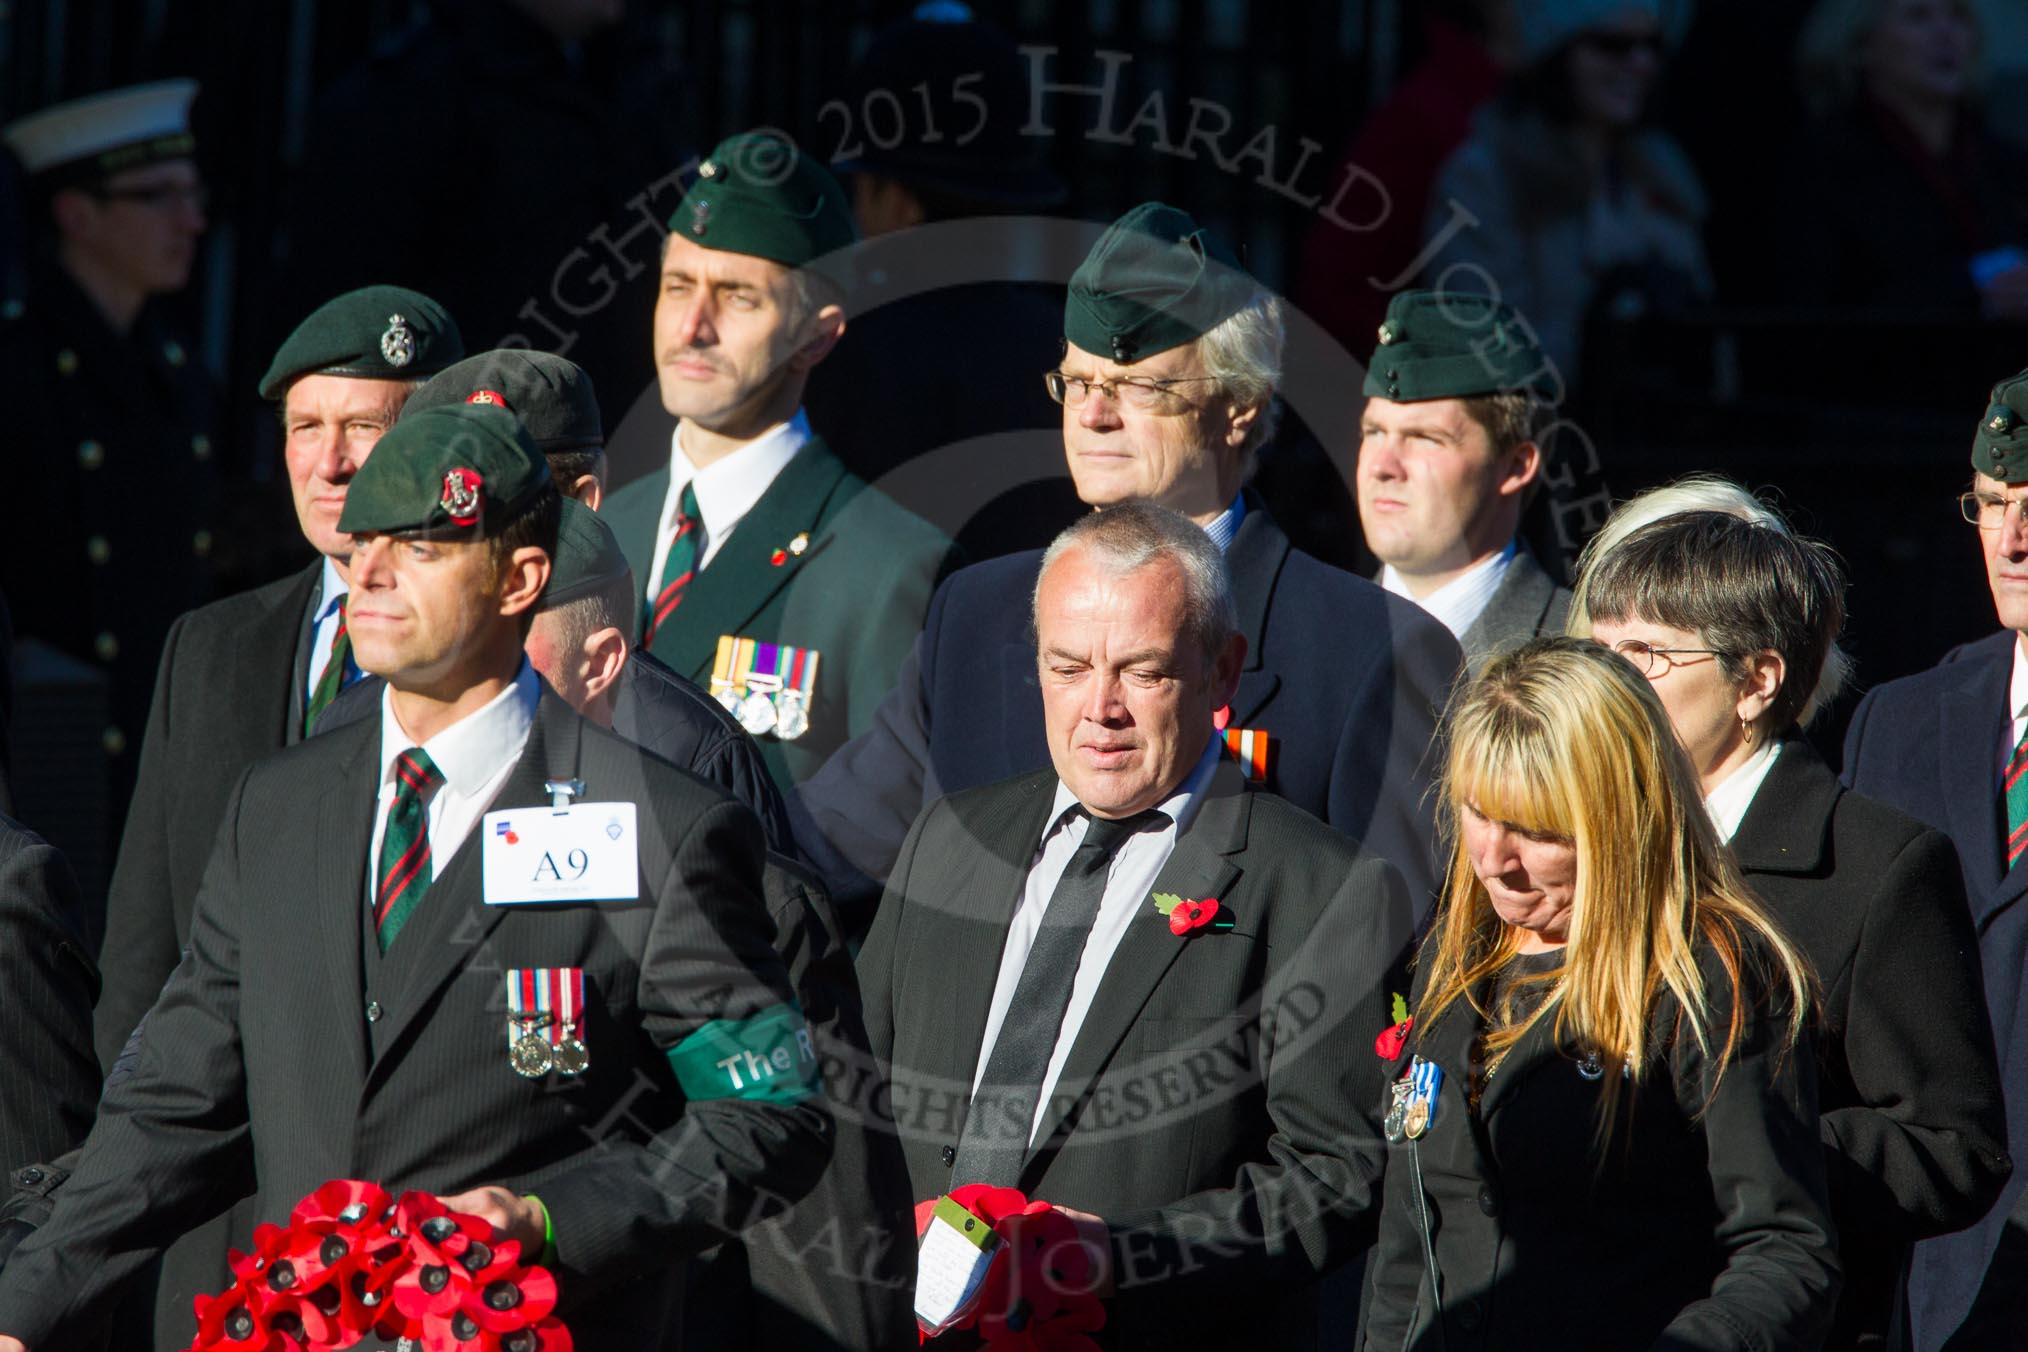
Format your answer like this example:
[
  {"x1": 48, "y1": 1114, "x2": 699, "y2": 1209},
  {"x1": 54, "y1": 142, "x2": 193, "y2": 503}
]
[{"x1": 602, "y1": 131, "x2": 957, "y2": 796}]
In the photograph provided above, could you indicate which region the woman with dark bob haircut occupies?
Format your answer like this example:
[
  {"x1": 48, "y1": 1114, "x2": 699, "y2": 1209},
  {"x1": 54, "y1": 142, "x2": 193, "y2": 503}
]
[
  {"x1": 1361, "y1": 636, "x2": 1833, "y2": 1351},
  {"x1": 1585, "y1": 507, "x2": 2007, "y2": 1349}
]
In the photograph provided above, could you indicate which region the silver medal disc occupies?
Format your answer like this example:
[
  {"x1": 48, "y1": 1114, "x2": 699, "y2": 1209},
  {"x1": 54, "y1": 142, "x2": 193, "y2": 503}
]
[
  {"x1": 510, "y1": 1033, "x2": 554, "y2": 1078},
  {"x1": 713, "y1": 685, "x2": 742, "y2": 714},
  {"x1": 736, "y1": 690, "x2": 778, "y2": 736},
  {"x1": 554, "y1": 1036, "x2": 589, "y2": 1076},
  {"x1": 774, "y1": 690, "x2": 811, "y2": 741}
]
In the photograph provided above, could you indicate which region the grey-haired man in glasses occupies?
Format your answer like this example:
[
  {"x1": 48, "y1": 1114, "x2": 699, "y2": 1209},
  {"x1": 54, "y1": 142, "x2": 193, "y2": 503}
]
[
  {"x1": 1844, "y1": 364, "x2": 2028, "y2": 1351},
  {"x1": 795, "y1": 202, "x2": 1461, "y2": 939}
]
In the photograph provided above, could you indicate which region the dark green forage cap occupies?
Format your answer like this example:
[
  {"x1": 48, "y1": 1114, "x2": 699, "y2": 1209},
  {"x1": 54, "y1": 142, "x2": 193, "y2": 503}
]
[
  {"x1": 337, "y1": 404, "x2": 550, "y2": 539},
  {"x1": 1973, "y1": 367, "x2": 2028, "y2": 481},
  {"x1": 1064, "y1": 202, "x2": 1255, "y2": 364},
  {"x1": 260, "y1": 284, "x2": 465, "y2": 400},
  {"x1": 399, "y1": 349, "x2": 603, "y2": 453},
  {"x1": 543, "y1": 499, "x2": 631, "y2": 609},
  {"x1": 670, "y1": 132, "x2": 857, "y2": 267},
  {"x1": 1363, "y1": 290, "x2": 1551, "y2": 402}
]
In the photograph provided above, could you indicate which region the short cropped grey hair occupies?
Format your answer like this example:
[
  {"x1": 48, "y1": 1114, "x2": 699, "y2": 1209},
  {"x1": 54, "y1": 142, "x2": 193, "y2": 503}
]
[
  {"x1": 1035, "y1": 502, "x2": 1238, "y2": 664},
  {"x1": 536, "y1": 567, "x2": 639, "y2": 656},
  {"x1": 1195, "y1": 291, "x2": 1285, "y2": 478},
  {"x1": 1570, "y1": 474, "x2": 1852, "y2": 724}
]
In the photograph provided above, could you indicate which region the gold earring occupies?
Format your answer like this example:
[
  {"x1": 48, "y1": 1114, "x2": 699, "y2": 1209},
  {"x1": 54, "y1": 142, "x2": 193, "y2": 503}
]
[{"x1": 1740, "y1": 715, "x2": 1753, "y2": 746}]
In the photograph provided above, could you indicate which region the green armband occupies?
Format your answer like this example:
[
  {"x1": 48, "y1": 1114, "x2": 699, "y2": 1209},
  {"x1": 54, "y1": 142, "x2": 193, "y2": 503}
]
[
  {"x1": 523, "y1": 1193, "x2": 556, "y2": 1267},
  {"x1": 665, "y1": 1001, "x2": 819, "y2": 1104}
]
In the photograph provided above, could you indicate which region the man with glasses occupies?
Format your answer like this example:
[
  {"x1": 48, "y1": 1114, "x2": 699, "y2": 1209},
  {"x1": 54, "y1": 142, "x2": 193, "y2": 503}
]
[
  {"x1": 796, "y1": 202, "x2": 1462, "y2": 934},
  {"x1": 1357, "y1": 290, "x2": 1570, "y2": 668},
  {"x1": 602, "y1": 132, "x2": 957, "y2": 795},
  {"x1": 1843, "y1": 366, "x2": 2028, "y2": 1351},
  {"x1": 0, "y1": 80, "x2": 218, "y2": 829}
]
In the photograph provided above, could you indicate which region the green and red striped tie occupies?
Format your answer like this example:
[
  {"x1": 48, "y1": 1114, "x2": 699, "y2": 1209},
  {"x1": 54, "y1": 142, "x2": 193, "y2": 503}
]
[
  {"x1": 375, "y1": 748, "x2": 443, "y2": 952},
  {"x1": 304, "y1": 594, "x2": 353, "y2": 735},
  {"x1": 2006, "y1": 727, "x2": 2028, "y2": 870},
  {"x1": 641, "y1": 483, "x2": 702, "y2": 649}
]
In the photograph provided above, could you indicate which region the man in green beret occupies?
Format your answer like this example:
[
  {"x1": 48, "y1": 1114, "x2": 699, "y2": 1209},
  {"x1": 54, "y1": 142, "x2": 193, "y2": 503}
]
[
  {"x1": 602, "y1": 131, "x2": 957, "y2": 795},
  {"x1": 0, "y1": 79, "x2": 218, "y2": 850},
  {"x1": 0, "y1": 404, "x2": 833, "y2": 1351},
  {"x1": 796, "y1": 202, "x2": 1461, "y2": 938},
  {"x1": 1356, "y1": 289, "x2": 1569, "y2": 667},
  {"x1": 401, "y1": 348, "x2": 608, "y2": 508},
  {"x1": 1843, "y1": 366, "x2": 2028, "y2": 1350},
  {"x1": 90, "y1": 283, "x2": 463, "y2": 1343}
]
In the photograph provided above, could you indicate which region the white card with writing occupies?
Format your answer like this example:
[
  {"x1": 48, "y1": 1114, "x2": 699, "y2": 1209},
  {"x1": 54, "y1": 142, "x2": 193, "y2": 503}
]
[
  {"x1": 482, "y1": 803, "x2": 639, "y2": 904},
  {"x1": 914, "y1": 1196, "x2": 1000, "y2": 1335}
]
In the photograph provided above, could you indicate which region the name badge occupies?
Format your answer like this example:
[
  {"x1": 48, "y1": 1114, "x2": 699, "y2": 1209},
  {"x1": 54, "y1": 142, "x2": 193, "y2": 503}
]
[
  {"x1": 914, "y1": 1195, "x2": 1001, "y2": 1335},
  {"x1": 482, "y1": 803, "x2": 639, "y2": 905}
]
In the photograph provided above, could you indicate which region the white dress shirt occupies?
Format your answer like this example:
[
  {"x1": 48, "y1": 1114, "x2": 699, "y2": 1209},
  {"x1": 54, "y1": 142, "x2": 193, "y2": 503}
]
[
  {"x1": 2005, "y1": 637, "x2": 2028, "y2": 775},
  {"x1": 969, "y1": 736, "x2": 1224, "y2": 1145},
  {"x1": 1379, "y1": 537, "x2": 1518, "y2": 642},
  {"x1": 1703, "y1": 738, "x2": 1783, "y2": 845},
  {"x1": 364, "y1": 661, "x2": 540, "y2": 908},
  {"x1": 305, "y1": 555, "x2": 353, "y2": 707},
  {"x1": 645, "y1": 410, "x2": 812, "y2": 599}
]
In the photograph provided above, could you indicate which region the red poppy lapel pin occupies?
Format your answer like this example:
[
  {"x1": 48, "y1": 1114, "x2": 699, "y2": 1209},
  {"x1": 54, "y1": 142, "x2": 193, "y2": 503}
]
[
  {"x1": 1151, "y1": 891, "x2": 1232, "y2": 936},
  {"x1": 1375, "y1": 992, "x2": 1413, "y2": 1060}
]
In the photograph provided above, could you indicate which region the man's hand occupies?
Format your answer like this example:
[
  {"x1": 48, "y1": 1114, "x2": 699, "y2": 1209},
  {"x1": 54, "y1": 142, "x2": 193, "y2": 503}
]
[
  {"x1": 1050, "y1": 1205, "x2": 1114, "y2": 1299},
  {"x1": 436, "y1": 1186, "x2": 547, "y2": 1255}
]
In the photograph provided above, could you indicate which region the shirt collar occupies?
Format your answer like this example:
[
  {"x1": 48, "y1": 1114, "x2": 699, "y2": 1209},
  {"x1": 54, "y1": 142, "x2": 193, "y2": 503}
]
[
  {"x1": 1378, "y1": 537, "x2": 1518, "y2": 640},
  {"x1": 2011, "y1": 636, "x2": 2028, "y2": 724},
  {"x1": 1703, "y1": 738, "x2": 1783, "y2": 845},
  {"x1": 377, "y1": 660, "x2": 540, "y2": 794},
  {"x1": 668, "y1": 409, "x2": 811, "y2": 540},
  {"x1": 1044, "y1": 733, "x2": 1225, "y2": 848},
  {"x1": 1201, "y1": 493, "x2": 1247, "y2": 553},
  {"x1": 318, "y1": 554, "x2": 351, "y2": 621}
]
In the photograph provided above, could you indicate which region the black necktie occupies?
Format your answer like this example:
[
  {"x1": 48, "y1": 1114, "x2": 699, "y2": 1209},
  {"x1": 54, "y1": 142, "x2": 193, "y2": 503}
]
[{"x1": 951, "y1": 805, "x2": 1167, "y2": 1188}]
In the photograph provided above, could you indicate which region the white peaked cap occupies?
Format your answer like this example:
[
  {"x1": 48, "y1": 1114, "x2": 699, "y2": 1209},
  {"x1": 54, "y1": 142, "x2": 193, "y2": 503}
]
[{"x1": 3, "y1": 78, "x2": 198, "y2": 176}]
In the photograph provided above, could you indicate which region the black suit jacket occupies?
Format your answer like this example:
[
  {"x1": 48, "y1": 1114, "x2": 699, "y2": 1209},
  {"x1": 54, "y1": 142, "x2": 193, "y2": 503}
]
[
  {"x1": 857, "y1": 764, "x2": 1412, "y2": 1350},
  {"x1": 1455, "y1": 543, "x2": 1572, "y2": 670},
  {"x1": 94, "y1": 562, "x2": 323, "y2": 1070},
  {"x1": 798, "y1": 499, "x2": 1462, "y2": 933},
  {"x1": 1733, "y1": 741, "x2": 2008, "y2": 1349},
  {"x1": 1842, "y1": 629, "x2": 2028, "y2": 1348},
  {"x1": 0, "y1": 692, "x2": 832, "y2": 1347},
  {"x1": 319, "y1": 650, "x2": 796, "y2": 857},
  {"x1": 0, "y1": 816, "x2": 98, "y2": 1176},
  {"x1": 1361, "y1": 941, "x2": 1838, "y2": 1352}
]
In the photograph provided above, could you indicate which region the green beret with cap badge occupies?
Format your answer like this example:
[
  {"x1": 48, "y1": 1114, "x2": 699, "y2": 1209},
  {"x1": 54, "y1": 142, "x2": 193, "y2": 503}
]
[
  {"x1": 400, "y1": 348, "x2": 603, "y2": 453},
  {"x1": 260, "y1": 284, "x2": 464, "y2": 400},
  {"x1": 337, "y1": 404, "x2": 550, "y2": 539},
  {"x1": 1364, "y1": 290, "x2": 1552, "y2": 402},
  {"x1": 544, "y1": 499, "x2": 632, "y2": 610},
  {"x1": 670, "y1": 132, "x2": 857, "y2": 268},
  {"x1": 1064, "y1": 202, "x2": 1256, "y2": 365},
  {"x1": 1974, "y1": 366, "x2": 2028, "y2": 482}
]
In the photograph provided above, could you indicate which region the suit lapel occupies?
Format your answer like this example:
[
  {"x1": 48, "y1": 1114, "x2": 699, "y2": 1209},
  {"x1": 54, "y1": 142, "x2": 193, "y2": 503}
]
[
  {"x1": 364, "y1": 699, "x2": 571, "y2": 1084},
  {"x1": 1940, "y1": 643, "x2": 2013, "y2": 915},
  {"x1": 605, "y1": 465, "x2": 669, "y2": 588},
  {"x1": 650, "y1": 440, "x2": 855, "y2": 683},
  {"x1": 313, "y1": 720, "x2": 379, "y2": 1084},
  {"x1": 1729, "y1": 742, "x2": 1838, "y2": 875},
  {"x1": 1026, "y1": 765, "x2": 1250, "y2": 1168},
  {"x1": 1220, "y1": 501, "x2": 1290, "y2": 730},
  {"x1": 932, "y1": 775, "x2": 1062, "y2": 1093},
  {"x1": 1476, "y1": 996, "x2": 1570, "y2": 1125},
  {"x1": 271, "y1": 563, "x2": 321, "y2": 748},
  {"x1": 1459, "y1": 547, "x2": 1555, "y2": 659}
]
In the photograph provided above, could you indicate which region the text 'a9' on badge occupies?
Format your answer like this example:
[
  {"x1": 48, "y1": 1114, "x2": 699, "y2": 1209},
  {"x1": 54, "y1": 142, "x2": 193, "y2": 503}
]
[{"x1": 482, "y1": 804, "x2": 639, "y2": 904}]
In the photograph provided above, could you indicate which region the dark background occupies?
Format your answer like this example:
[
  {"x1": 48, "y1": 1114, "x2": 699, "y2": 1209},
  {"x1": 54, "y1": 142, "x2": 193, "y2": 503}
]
[{"x1": 5, "y1": 0, "x2": 2027, "y2": 753}]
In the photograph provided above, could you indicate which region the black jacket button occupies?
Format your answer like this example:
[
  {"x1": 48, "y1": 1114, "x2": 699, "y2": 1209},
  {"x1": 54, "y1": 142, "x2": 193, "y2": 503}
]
[
  {"x1": 18, "y1": 1168, "x2": 43, "y2": 1185},
  {"x1": 1477, "y1": 1186, "x2": 1497, "y2": 1216},
  {"x1": 941, "y1": 1145, "x2": 956, "y2": 1168},
  {"x1": 365, "y1": 1001, "x2": 384, "y2": 1023}
]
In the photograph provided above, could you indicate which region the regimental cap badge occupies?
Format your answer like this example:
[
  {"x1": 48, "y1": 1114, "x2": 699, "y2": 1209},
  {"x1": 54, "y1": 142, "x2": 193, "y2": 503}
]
[
  {"x1": 381, "y1": 313, "x2": 416, "y2": 368},
  {"x1": 1989, "y1": 405, "x2": 2015, "y2": 436},
  {"x1": 698, "y1": 159, "x2": 718, "y2": 179},
  {"x1": 440, "y1": 467, "x2": 483, "y2": 527},
  {"x1": 1377, "y1": 320, "x2": 1397, "y2": 346},
  {"x1": 465, "y1": 388, "x2": 510, "y2": 410}
]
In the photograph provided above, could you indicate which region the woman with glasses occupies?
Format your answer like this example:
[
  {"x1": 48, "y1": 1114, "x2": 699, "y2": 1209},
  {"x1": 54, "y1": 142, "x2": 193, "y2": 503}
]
[
  {"x1": 1361, "y1": 636, "x2": 1833, "y2": 1351},
  {"x1": 1584, "y1": 510, "x2": 2007, "y2": 1351},
  {"x1": 1419, "y1": 0, "x2": 1709, "y2": 392}
]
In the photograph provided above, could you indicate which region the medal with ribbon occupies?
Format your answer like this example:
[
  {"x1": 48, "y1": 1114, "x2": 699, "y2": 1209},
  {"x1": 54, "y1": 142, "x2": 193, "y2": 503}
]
[
  {"x1": 1404, "y1": 1056, "x2": 1444, "y2": 1139},
  {"x1": 554, "y1": 967, "x2": 589, "y2": 1075},
  {"x1": 1220, "y1": 726, "x2": 1272, "y2": 783},
  {"x1": 710, "y1": 635, "x2": 822, "y2": 741},
  {"x1": 505, "y1": 968, "x2": 589, "y2": 1079}
]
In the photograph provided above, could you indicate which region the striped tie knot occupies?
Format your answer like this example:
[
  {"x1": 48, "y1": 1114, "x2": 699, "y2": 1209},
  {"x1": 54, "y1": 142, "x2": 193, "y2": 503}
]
[
  {"x1": 642, "y1": 482, "x2": 703, "y2": 649},
  {"x1": 304, "y1": 593, "x2": 355, "y2": 735}
]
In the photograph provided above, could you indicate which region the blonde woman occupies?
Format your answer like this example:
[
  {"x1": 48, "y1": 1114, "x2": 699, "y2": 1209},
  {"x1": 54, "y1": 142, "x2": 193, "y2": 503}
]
[{"x1": 1360, "y1": 637, "x2": 1837, "y2": 1351}]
